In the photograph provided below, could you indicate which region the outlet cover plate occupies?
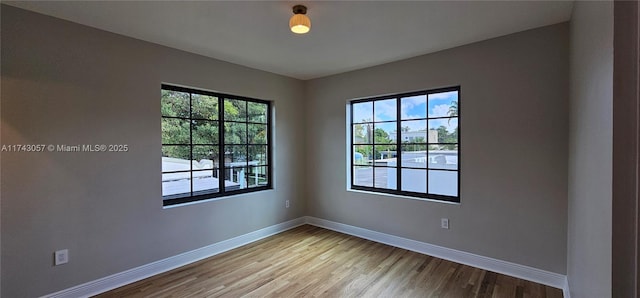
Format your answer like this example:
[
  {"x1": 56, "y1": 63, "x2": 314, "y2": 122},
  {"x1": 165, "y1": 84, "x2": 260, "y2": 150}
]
[
  {"x1": 55, "y1": 249, "x2": 69, "y2": 266},
  {"x1": 441, "y1": 218, "x2": 449, "y2": 229}
]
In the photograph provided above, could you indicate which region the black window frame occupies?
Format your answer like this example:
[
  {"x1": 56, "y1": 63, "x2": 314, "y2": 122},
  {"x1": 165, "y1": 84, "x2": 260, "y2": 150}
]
[
  {"x1": 161, "y1": 84, "x2": 272, "y2": 206},
  {"x1": 349, "y1": 86, "x2": 461, "y2": 203}
]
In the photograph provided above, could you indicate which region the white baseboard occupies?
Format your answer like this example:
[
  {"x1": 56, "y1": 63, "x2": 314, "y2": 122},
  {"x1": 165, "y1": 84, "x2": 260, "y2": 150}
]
[
  {"x1": 43, "y1": 217, "x2": 306, "y2": 298},
  {"x1": 304, "y1": 216, "x2": 567, "y2": 292},
  {"x1": 44, "y1": 216, "x2": 569, "y2": 297},
  {"x1": 563, "y1": 277, "x2": 571, "y2": 298}
]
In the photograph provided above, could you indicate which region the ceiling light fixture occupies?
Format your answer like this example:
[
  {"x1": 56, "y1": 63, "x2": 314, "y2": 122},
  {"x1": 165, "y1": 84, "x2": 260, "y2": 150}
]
[{"x1": 289, "y1": 5, "x2": 310, "y2": 34}]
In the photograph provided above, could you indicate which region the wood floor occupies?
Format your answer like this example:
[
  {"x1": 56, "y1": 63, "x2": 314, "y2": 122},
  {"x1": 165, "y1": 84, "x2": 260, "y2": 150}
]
[{"x1": 96, "y1": 225, "x2": 563, "y2": 298}]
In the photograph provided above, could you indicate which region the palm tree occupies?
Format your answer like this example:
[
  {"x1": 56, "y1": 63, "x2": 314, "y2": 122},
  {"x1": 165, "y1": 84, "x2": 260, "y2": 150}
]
[{"x1": 447, "y1": 101, "x2": 458, "y2": 124}]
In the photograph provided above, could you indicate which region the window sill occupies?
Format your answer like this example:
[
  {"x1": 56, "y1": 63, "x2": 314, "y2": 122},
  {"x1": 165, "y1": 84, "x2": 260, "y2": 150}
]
[
  {"x1": 162, "y1": 188, "x2": 275, "y2": 209},
  {"x1": 346, "y1": 188, "x2": 461, "y2": 205}
]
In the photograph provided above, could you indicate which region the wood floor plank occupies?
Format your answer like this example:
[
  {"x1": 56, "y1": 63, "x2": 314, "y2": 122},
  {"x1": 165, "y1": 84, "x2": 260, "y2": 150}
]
[{"x1": 95, "y1": 225, "x2": 563, "y2": 298}]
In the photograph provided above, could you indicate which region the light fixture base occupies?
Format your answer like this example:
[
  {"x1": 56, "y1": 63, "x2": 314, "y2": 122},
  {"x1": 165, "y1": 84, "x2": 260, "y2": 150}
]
[{"x1": 292, "y1": 5, "x2": 307, "y2": 15}]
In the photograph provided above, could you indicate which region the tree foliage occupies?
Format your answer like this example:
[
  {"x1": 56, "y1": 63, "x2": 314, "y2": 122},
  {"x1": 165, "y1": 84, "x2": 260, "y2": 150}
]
[
  {"x1": 435, "y1": 125, "x2": 458, "y2": 150},
  {"x1": 162, "y1": 90, "x2": 269, "y2": 165},
  {"x1": 352, "y1": 122, "x2": 458, "y2": 163},
  {"x1": 352, "y1": 124, "x2": 395, "y2": 162},
  {"x1": 447, "y1": 101, "x2": 458, "y2": 118}
]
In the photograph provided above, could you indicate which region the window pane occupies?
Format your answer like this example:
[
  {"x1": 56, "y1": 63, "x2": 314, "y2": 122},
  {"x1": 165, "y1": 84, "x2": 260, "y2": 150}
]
[
  {"x1": 401, "y1": 168, "x2": 426, "y2": 193},
  {"x1": 401, "y1": 95, "x2": 427, "y2": 120},
  {"x1": 428, "y1": 145, "x2": 458, "y2": 170},
  {"x1": 224, "y1": 145, "x2": 247, "y2": 166},
  {"x1": 428, "y1": 91, "x2": 458, "y2": 118},
  {"x1": 224, "y1": 99, "x2": 247, "y2": 121},
  {"x1": 374, "y1": 167, "x2": 395, "y2": 189},
  {"x1": 428, "y1": 118, "x2": 458, "y2": 144},
  {"x1": 353, "y1": 102, "x2": 373, "y2": 123},
  {"x1": 353, "y1": 145, "x2": 372, "y2": 165},
  {"x1": 353, "y1": 166, "x2": 373, "y2": 187},
  {"x1": 192, "y1": 120, "x2": 218, "y2": 144},
  {"x1": 353, "y1": 124, "x2": 372, "y2": 144},
  {"x1": 248, "y1": 145, "x2": 268, "y2": 166},
  {"x1": 373, "y1": 122, "x2": 396, "y2": 144},
  {"x1": 401, "y1": 144, "x2": 428, "y2": 168},
  {"x1": 373, "y1": 145, "x2": 397, "y2": 166},
  {"x1": 247, "y1": 166, "x2": 268, "y2": 187},
  {"x1": 192, "y1": 169, "x2": 219, "y2": 195},
  {"x1": 428, "y1": 170, "x2": 458, "y2": 196},
  {"x1": 162, "y1": 118, "x2": 190, "y2": 144},
  {"x1": 162, "y1": 172, "x2": 191, "y2": 197},
  {"x1": 224, "y1": 122, "x2": 247, "y2": 144},
  {"x1": 248, "y1": 102, "x2": 268, "y2": 123},
  {"x1": 374, "y1": 99, "x2": 396, "y2": 121},
  {"x1": 349, "y1": 87, "x2": 459, "y2": 202},
  {"x1": 192, "y1": 146, "x2": 219, "y2": 169},
  {"x1": 162, "y1": 146, "x2": 191, "y2": 172},
  {"x1": 162, "y1": 86, "x2": 271, "y2": 205},
  {"x1": 192, "y1": 94, "x2": 218, "y2": 120},
  {"x1": 161, "y1": 90, "x2": 189, "y2": 118},
  {"x1": 224, "y1": 167, "x2": 247, "y2": 191},
  {"x1": 248, "y1": 124, "x2": 267, "y2": 144},
  {"x1": 399, "y1": 120, "x2": 428, "y2": 143}
]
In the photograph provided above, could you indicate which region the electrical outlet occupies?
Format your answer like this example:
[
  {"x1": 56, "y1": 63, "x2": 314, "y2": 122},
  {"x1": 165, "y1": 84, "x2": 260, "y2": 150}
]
[
  {"x1": 54, "y1": 249, "x2": 69, "y2": 266},
  {"x1": 285, "y1": 200, "x2": 290, "y2": 208},
  {"x1": 441, "y1": 218, "x2": 449, "y2": 229}
]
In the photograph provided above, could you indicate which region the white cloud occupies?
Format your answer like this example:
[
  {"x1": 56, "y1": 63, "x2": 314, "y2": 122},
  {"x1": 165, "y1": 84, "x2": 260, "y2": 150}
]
[
  {"x1": 429, "y1": 104, "x2": 451, "y2": 118},
  {"x1": 401, "y1": 110, "x2": 422, "y2": 120},
  {"x1": 402, "y1": 95, "x2": 425, "y2": 106},
  {"x1": 374, "y1": 99, "x2": 397, "y2": 121},
  {"x1": 400, "y1": 95, "x2": 426, "y2": 119},
  {"x1": 352, "y1": 102, "x2": 372, "y2": 122}
]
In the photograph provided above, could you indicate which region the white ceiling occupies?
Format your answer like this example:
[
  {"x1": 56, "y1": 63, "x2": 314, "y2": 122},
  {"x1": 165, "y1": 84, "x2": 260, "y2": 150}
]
[{"x1": 4, "y1": 1, "x2": 574, "y2": 80}]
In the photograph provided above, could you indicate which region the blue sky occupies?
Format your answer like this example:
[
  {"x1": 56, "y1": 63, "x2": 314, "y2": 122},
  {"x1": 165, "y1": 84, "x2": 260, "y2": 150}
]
[{"x1": 353, "y1": 91, "x2": 458, "y2": 133}]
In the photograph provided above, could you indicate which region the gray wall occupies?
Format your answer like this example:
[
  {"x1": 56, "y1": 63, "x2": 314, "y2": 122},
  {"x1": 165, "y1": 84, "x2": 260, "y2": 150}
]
[
  {"x1": 1, "y1": 5, "x2": 306, "y2": 297},
  {"x1": 305, "y1": 23, "x2": 569, "y2": 274},
  {"x1": 2, "y1": 4, "x2": 575, "y2": 297},
  {"x1": 567, "y1": 1, "x2": 614, "y2": 297}
]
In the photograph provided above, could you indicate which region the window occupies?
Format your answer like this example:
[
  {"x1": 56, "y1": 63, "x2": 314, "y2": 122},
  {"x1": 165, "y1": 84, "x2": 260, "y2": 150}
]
[
  {"x1": 350, "y1": 87, "x2": 460, "y2": 203},
  {"x1": 161, "y1": 84, "x2": 271, "y2": 206}
]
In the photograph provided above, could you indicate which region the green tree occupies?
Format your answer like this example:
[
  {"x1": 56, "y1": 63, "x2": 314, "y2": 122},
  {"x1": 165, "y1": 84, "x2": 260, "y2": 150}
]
[
  {"x1": 374, "y1": 128, "x2": 390, "y2": 143},
  {"x1": 353, "y1": 124, "x2": 366, "y2": 143},
  {"x1": 435, "y1": 125, "x2": 458, "y2": 150},
  {"x1": 223, "y1": 100, "x2": 269, "y2": 164},
  {"x1": 161, "y1": 90, "x2": 189, "y2": 118},
  {"x1": 447, "y1": 100, "x2": 458, "y2": 124},
  {"x1": 436, "y1": 126, "x2": 448, "y2": 142},
  {"x1": 161, "y1": 90, "x2": 191, "y2": 159},
  {"x1": 192, "y1": 94, "x2": 218, "y2": 120},
  {"x1": 372, "y1": 128, "x2": 394, "y2": 160},
  {"x1": 162, "y1": 92, "x2": 270, "y2": 165},
  {"x1": 447, "y1": 101, "x2": 458, "y2": 117}
]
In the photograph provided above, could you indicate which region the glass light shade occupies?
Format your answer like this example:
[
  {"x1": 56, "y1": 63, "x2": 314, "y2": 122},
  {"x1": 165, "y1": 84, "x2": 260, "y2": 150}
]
[{"x1": 289, "y1": 14, "x2": 311, "y2": 34}]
